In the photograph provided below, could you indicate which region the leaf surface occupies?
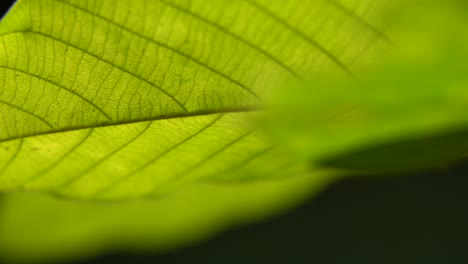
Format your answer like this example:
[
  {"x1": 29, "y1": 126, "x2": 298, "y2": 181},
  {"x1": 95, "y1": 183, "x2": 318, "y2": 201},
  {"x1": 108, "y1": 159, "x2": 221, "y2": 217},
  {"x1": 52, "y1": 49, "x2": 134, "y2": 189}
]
[
  {"x1": 0, "y1": 0, "x2": 391, "y2": 199},
  {"x1": 262, "y1": 0, "x2": 468, "y2": 172},
  {"x1": 0, "y1": 0, "x2": 395, "y2": 263}
]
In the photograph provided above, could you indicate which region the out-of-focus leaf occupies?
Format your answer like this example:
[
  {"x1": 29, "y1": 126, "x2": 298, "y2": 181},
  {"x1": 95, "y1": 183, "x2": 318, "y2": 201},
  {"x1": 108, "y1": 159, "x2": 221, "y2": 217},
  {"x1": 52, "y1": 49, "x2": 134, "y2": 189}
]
[
  {"x1": 263, "y1": 0, "x2": 468, "y2": 173},
  {"x1": 0, "y1": 171, "x2": 333, "y2": 264}
]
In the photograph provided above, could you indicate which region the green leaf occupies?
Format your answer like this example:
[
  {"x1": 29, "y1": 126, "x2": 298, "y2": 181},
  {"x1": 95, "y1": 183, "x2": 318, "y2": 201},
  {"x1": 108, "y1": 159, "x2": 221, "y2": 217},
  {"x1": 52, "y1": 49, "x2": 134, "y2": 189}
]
[
  {"x1": 0, "y1": 0, "x2": 391, "y2": 199},
  {"x1": 0, "y1": 172, "x2": 333, "y2": 263},
  {"x1": 0, "y1": 0, "x2": 395, "y2": 263},
  {"x1": 262, "y1": 0, "x2": 468, "y2": 173}
]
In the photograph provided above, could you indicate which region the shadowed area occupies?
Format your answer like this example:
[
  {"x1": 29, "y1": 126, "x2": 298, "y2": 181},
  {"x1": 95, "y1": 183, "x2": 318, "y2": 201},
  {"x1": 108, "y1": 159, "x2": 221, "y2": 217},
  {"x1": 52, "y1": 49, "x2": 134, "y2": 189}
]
[
  {"x1": 321, "y1": 127, "x2": 468, "y2": 172},
  {"x1": 65, "y1": 160, "x2": 468, "y2": 264}
]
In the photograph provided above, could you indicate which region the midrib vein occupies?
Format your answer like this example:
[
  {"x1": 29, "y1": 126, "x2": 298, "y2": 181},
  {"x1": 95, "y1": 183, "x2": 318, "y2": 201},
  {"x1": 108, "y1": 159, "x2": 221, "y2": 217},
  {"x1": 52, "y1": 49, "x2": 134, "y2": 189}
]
[{"x1": 0, "y1": 107, "x2": 261, "y2": 144}]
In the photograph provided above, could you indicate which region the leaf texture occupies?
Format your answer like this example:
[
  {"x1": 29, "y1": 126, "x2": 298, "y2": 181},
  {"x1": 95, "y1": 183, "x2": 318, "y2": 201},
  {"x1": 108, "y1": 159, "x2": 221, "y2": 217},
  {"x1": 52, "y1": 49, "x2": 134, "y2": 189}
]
[{"x1": 0, "y1": 0, "x2": 391, "y2": 199}]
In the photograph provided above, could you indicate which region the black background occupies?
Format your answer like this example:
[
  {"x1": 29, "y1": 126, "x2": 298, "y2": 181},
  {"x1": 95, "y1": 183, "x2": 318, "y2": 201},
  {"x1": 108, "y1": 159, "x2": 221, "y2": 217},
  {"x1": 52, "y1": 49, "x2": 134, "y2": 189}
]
[
  {"x1": 0, "y1": 0, "x2": 14, "y2": 20},
  {"x1": 1, "y1": 1, "x2": 468, "y2": 263},
  {"x1": 75, "y1": 163, "x2": 468, "y2": 264}
]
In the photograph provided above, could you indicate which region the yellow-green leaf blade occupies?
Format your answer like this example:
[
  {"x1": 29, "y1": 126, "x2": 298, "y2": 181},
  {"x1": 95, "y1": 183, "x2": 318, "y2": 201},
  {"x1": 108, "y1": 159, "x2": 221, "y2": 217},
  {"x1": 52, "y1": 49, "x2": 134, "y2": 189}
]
[{"x1": 0, "y1": 0, "x2": 390, "y2": 198}]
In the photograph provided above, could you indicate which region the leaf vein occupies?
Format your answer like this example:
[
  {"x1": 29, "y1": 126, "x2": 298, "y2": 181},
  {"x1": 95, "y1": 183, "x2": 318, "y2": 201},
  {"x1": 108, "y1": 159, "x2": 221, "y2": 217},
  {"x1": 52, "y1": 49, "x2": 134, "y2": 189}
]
[
  {"x1": 156, "y1": 0, "x2": 300, "y2": 78},
  {"x1": 56, "y1": 0, "x2": 261, "y2": 100},
  {"x1": 245, "y1": 0, "x2": 355, "y2": 77},
  {"x1": 0, "y1": 138, "x2": 23, "y2": 178},
  {"x1": 326, "y1": 0, "x2": 393, "y2": 44},
  {"x1": 94, "y1": 114, "x2": 224, "y2": 197},
  {"x1": 0, "y1": 98, "x2": 54, "y2": 128},
  {"x1": 151, "y1": 129, "x2": 255, "y2": 194},
  {"x1": 57, "y1": 122, "x2": 152, "y2": 189},
  {"x1": 25, "y1": 30, "x2": 189, "y2": 112},
  {"x1": 0, "y1": 65, "x2": 112, "y2": 121},
  {"x1": 23, "y1": 128, "x2": 94, "y2": 186}
]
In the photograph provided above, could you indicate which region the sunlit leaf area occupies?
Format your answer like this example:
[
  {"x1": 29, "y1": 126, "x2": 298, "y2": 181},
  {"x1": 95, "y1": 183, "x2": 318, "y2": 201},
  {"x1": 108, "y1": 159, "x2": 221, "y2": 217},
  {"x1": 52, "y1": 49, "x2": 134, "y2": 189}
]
[{"x1": 0, "y1": 0, "x2": 467, "y2": 263}]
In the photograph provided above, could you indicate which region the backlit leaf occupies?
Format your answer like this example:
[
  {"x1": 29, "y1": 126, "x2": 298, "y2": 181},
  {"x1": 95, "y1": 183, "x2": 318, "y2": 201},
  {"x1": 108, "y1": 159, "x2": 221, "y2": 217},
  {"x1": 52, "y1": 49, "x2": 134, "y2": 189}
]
[{"x1": 0, "y1": 0, "x2": 391, "y2": 199}]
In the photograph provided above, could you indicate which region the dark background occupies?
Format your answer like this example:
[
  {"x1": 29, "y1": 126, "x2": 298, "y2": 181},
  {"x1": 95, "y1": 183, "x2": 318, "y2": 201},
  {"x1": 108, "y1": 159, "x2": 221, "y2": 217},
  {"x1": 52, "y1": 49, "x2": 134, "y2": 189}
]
[
  {"x1": 0, "y1": 0, "x2": 14, "y2": 21},
  {"x1": 76, "y1": 163, "x2": 468, "y2": 264},
  {"x1": 1, "y1": 1, "x2": 468, "y2": 263}
]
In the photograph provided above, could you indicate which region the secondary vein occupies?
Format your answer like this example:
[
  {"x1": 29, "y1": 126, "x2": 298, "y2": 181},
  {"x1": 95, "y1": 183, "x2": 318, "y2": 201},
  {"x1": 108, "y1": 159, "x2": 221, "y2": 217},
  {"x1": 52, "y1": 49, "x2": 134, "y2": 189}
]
[{"x1": 245, "y1": 0, "x2": 355, "y2": 77}]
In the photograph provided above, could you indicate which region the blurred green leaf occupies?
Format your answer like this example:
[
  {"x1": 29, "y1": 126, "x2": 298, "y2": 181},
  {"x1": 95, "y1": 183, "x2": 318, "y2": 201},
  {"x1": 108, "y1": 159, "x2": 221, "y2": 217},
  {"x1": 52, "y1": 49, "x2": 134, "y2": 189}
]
[
  {"x1": 0, "y1": 172, "x2": 333, "y2": 263},
  {"x1": 263, "y1": 0, "x2": 468, "y2": 173}
]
